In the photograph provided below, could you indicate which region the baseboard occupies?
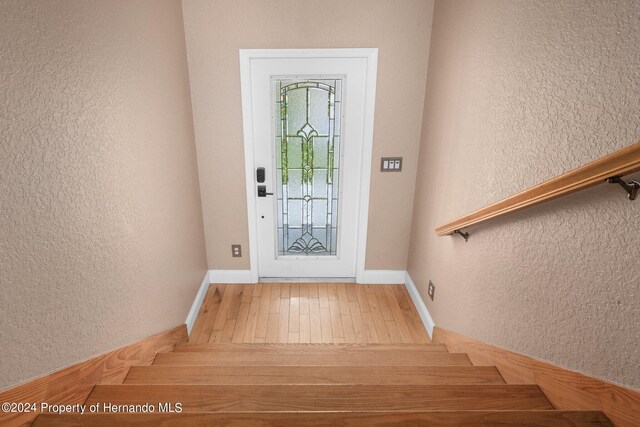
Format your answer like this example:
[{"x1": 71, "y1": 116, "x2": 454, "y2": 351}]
[
  {"x1": 404, "y1": 272, "x2": 435, "y2": 338},
  {"x1": 432, "y1": 327, "x2": 640, "y2": 427},
  {"x1": 209, "y1": 269, "x2": 405, "y2": 285},
  {"x1": 185, "y1": 271, "x2": 210, "y2": 334},
  {"x1": 260, "y1": 277, "x2": 356, "y2": 283},
  {"x1": 0, "y1": 325, "x2": 187, "y2": 426},
  {"x1": 357, "y1": 270, "x2": 406, "y2": 284},
  {"x1": 208, "y1": 269, "x2": 254, "y2": 283}
]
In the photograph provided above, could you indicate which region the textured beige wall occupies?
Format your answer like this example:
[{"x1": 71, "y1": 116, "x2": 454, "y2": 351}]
[
  {"x1": 0, "y1": 0, "x2": 207, "y2": 390},
  {"x1": 408, "y1": 0, "x2": 640, "y2": 389},
  {"x1": 182, "y1": 0, "x2": 434, "y2": 270}
]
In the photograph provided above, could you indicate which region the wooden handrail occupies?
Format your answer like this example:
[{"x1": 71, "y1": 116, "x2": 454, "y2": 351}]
[{"x1": 436, "y1": 141, "x2": 640, "y2": 236}]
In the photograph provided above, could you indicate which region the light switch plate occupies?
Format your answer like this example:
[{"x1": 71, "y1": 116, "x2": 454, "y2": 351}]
[{"x1": 381, "y1": 157, "x2": 403, "y2": 172}]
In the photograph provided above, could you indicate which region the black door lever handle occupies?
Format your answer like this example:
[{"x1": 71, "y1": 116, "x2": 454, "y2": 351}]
[{"x1": 257, "y1": 185, "x2": 273, "y2": 197}]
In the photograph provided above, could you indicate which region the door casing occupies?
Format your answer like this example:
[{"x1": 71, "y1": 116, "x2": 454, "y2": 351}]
[{"x1": 239, "y1": 48, "x2": 378, "y2": 283}]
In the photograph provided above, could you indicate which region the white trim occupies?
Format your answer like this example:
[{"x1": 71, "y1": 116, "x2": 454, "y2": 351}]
[
  {"x1": 239, "y1": 52, "x2": 260, "y2": 284},
  {"x1": 239, "y1": 48, "x2": 379, "y2": 60},
  {"x1": 354, "y1": 49, "x2": 378, "y2": 284},
  {"x1": 404, "y1": 271, "x2": 435, "y2": 337},
  {"x1": 260, "y1": 277, "x2": 356, "y2": 283},
  {"x1": 185, "y1": 271, "x2": 210, "y2": 335},
  {"x1": 208, "y1": 269, "x2": 254, "y2": 283},
  {"x1": 357, "y1": 270, "x2": 406, "y2": 284},
  {"x1": 239, "y1": 48, "x2": 378, "y2": 281}
]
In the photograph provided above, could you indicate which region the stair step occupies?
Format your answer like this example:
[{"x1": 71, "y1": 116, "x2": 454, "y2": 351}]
[
  {"x1": 153, "y1": 351, "x2": 471, "y2": 366},
  {"x1": 33, "y1": 411, "x2": 614, "y2": 426},
  {"x1": 125, "y1": 365, "x2": 504, "y2": 385},
  {"x1": 176, "y1": 343, "x2": 449, "y2": 353},
  {"x1": 86, "y1": 384, "x2": 553, "y2": 412}
]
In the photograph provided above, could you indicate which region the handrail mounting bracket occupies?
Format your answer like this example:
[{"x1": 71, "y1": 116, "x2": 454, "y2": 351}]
[
  {"x1": 607, "y1": 176, "x2": 639, "y2": 201},
  {"x1": 453, "y1": 230, "x2": 469, "y2": 242}
]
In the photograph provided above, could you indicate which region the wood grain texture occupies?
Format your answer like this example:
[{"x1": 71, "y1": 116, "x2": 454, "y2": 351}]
[
  {"x1": 173, "y1": 343, "x2": 448, "y2": 353},
  {"x1": 0, "y1": 325, "x2": 187, "y2": 427},
  {"x1": 436, "y1": 140, "x2": 640, "y2": 235},
  {"x1": 33, "y1": 411, "x2": 614, "y2": 426},
  {"x1": 124, "y1": 365, "x2": 505, "y2": 385},
  {"x1": 188, "y1": 284, "x2": 430, "y2": 344},
  {"x1": 152, "y1": 351, "x2": 472, "y2": 366},
  {"x1": 432, "y1": 327, "x2": 640, "y2": 427},
  {"x1": 85, "y1": 384, "x2": 554, "y2": 412},
  {"x1": 231, "y1": 285, "x2": 253, "y2": 344},
  {"x1": 190, "y1": 285, "x2": 225, "y2": 343},
  {"x1": 392, "y1": 285, "x2": 430, "y2": 343},
  {"x1": 23, "y1": 295, "x2": 616, "y2": 426}
]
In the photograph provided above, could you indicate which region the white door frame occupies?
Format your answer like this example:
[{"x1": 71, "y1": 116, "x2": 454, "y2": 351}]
[{"x1": 239, "y1": 48, "x2": 378, "y2": 283}]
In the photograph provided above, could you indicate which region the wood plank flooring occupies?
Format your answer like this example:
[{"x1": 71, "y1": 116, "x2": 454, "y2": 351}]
[
  {"x1": 152, "y1": 350, "x2": 473, "y2": 366},
  {"x1": 124, "y1": 365, "x2": 505, "y2": 385},
  {"x1": 172, "y1": 342, "x2": 447, "y2": 353},
  {"x1": 85, "y1": 384, "x2": 554, "y2": 412},
  {"x1": 33, "y1": 411, "x2": 615, "y2": 426},
  {"x1": 33, "y1": 282, "x2": 615, "y2": 426},
  {"x1": 189, "y1": 283, "x2": 430, "y2": 344}
]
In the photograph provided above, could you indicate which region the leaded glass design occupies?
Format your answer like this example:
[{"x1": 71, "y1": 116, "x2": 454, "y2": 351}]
[{"x1": 275, "y1": 79, "x2": 342, "y2": 256}]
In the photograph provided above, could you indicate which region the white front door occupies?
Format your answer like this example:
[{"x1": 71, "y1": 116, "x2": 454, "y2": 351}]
[{"x1": 240, "y1": 49, "x2": 377, "y2": 280}]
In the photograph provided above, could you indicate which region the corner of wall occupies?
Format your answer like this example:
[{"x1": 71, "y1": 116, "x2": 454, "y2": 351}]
[
  {"x1": 185, "y1": 271, "x2": 211, "y2": 334},
  {"x1": 404, "y1": 271, "x2": 435, "y2": 337}
]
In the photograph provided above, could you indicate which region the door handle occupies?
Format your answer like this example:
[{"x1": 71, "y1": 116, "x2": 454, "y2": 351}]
[{"x1": 257, "y1": 185, "x2": 273, "y2": 197}]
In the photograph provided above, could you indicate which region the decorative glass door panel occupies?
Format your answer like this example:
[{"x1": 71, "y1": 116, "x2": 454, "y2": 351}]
[
  {"x1": 244, "y1": 52, "x2": 374, "y2": 278},
  {"x1": 274, "y1": 79, "x2": 342, "y2": 257}
]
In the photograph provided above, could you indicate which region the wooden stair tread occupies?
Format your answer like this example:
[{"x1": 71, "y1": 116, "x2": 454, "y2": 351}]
[
  {"x1": 176, "y1": 343, "x2": 448, "y2": 353},
  {"x1": 124, "y1": 365, "x2": 504, "y2": 385},
  {"x1": 86, "y1": 384, "x2": 553, "y2": 412},
  {"x1": 32, "y1": 411, "x2": 614, "y2": 426},
  {"x1": 153, "y1": 351, "x2": 472, "y2": 366}
]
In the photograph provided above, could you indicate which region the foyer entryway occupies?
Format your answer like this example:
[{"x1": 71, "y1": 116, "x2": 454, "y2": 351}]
[{"x1": 189, "y1": 283, "x2": 429, "y2": 344}]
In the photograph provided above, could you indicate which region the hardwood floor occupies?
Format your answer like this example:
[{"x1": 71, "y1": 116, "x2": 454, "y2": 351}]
[
  {"x1": 124, "y1": 365, "x2": 505, "y2": 385},
  {"x1": 189, "y1": 283, "x2": 430, "y2": 344},
  {"x1": 152, "y1": 350, "x2": 472, "y2": 366},
  {"x1": 85, "y1": 384, "x2": 554, "y2": 412},
  {"x1": 33, "y1": 282, "x2": 614, "y2": 426},
  {"x1": 34, "y1": 411, "x2": 615, "y2": 426}
]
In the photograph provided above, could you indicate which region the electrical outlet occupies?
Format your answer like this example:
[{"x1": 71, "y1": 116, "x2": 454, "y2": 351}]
[
  {"x1": 231, "y1": 244, "x2": 242, "y2": 258},
  {"x1": 428, "y1": 280, "x2": 435, "y2": 301}
]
